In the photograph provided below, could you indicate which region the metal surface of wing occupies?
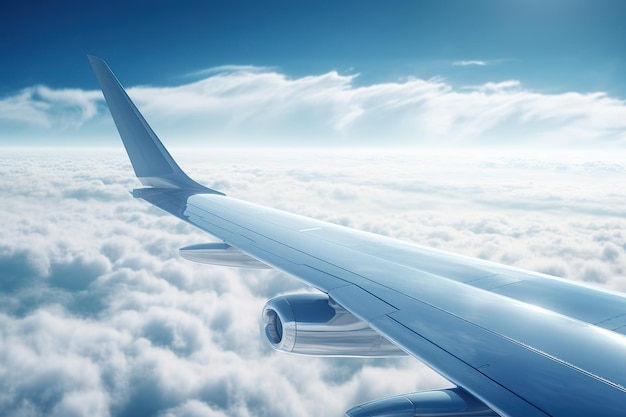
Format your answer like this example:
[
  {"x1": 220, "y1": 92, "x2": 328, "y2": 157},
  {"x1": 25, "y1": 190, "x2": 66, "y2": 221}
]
[{"x1": 89, "y1": 57, "x2": 626, "y2": 417}]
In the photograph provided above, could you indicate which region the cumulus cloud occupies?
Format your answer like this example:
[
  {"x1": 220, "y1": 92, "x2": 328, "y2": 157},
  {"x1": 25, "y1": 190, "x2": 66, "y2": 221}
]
[
  {"x1": 1, "y1": 148, "x2": 625, "y2": 416},
  {"x1": 2, "y1": 67, "x2": 626, "y2": 146}
]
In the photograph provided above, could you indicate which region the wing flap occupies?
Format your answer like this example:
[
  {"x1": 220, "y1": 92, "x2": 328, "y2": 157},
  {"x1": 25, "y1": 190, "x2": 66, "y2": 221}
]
[
  {"x1": 385, "y1": 305, "x2": 626, "y2": 416},
  {"x1": 369, "y1": 315, "x2": 549, "y2": 417}
]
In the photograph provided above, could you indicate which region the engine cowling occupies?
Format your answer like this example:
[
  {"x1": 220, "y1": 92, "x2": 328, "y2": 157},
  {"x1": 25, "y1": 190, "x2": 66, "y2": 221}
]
[
  {"x1": 262, "y1": 293, "x2": 406, "y2": 357},
  {"x1": 345, "y1": 388, "x2": 498, "y2": 417}
]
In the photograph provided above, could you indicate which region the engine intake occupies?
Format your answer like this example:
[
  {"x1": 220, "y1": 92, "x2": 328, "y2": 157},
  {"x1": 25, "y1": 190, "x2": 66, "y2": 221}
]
[{"x1": 262, "y1": 293, "x2": 406, "y2": 357}]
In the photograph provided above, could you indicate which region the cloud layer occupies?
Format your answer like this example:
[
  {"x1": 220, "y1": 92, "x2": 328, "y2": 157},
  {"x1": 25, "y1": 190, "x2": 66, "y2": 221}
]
[
  {"x1": 1, "y1": 148, "x2": 625, "y2": 416},
  {"x1": 2, "y1": 66, "x2": 626, "y2": 146}
]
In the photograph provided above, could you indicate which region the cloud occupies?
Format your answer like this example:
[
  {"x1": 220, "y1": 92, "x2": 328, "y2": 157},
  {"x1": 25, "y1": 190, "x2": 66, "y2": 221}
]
[
  {"x1": 1, "y1": 148, "x2": 625, "y2": 416},
  {"x1": 473, "y1": 80, "x2": 521, "y2": 92},
  {"x1": 2, "y1": 67, "x2": 626, "y2": 146},
  {"x1": 187, "y1": 65, "x2": 275, "y2": 77},
  {"x1": 0, "y1": 86, "x2": 101, "y2": 128},
  {"x1": 452, "y1": 60, "x2": 487, "y2": 66}
]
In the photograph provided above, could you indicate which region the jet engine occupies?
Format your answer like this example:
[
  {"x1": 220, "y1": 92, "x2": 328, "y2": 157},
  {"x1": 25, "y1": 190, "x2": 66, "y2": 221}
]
[{"x1": 262, "y1": 293, "x2": 406, "y2": 357}]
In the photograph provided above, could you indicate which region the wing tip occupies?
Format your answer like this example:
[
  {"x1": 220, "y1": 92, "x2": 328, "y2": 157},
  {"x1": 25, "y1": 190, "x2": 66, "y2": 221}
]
[{"x1": 88, "y1": 55, "x2": 224, "y2": 195}]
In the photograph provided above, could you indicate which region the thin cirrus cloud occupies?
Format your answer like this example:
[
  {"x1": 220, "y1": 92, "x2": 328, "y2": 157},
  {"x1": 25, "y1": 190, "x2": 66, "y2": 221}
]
[
  {"x1": 1, "y1": 148, "x2": 625, "y2": 416},
  {"x1": 1, "y1": 66, "x2": 626, "y2": 146},
  {"x1": 452, "y1": 60, "x2": 488, "y2": 66},
  {"x1": 186, "y1": 65, "x2": 276, "y2": 77}
]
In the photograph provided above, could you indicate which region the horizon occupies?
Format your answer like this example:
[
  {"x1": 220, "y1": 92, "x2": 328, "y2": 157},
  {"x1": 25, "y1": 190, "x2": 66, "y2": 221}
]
[{"x1": 1, "y1": 0, "x2": 626, "y2": 148}]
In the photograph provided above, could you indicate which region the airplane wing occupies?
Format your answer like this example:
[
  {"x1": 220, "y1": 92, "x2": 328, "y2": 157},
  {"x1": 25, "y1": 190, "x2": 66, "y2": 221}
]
[{"x1": 88, "y1": 56, "x2": 626, "y2": 417}]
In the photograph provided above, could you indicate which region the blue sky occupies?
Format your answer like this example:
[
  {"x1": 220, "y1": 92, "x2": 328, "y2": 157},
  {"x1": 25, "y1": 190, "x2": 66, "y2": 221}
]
[{"x1": 1, "y1": 0, "x2": 626, "y2": 146}]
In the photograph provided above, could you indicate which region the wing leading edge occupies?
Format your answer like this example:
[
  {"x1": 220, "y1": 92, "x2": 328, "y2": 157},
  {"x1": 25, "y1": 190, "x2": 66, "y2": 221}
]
[{"x1": 89, "y1": 56, "x2": 626, "y2": 417}]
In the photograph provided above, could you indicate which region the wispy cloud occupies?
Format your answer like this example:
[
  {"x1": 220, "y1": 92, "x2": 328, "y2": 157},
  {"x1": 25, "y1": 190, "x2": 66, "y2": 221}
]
[
  {"x1": 470, "y1": 80, "x2": 521, "y2": 92},
  {"x1": 0, "y1": 86, "x2": 101, "y2": 128},
  {"x1": 187, "y1": 64, "x2": 274, "y2": 77},
  {"x1": 1, "y1": 68, "x2": 626, "y2": 147},
  {"x1": 452, "y1": 60, "x2": 488, "y2": 66}
]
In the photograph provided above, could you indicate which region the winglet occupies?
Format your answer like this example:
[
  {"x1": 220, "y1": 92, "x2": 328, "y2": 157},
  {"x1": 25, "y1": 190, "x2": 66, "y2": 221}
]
[{"x1": 88, "y1": 55, "x2": 221, "y2": 194}]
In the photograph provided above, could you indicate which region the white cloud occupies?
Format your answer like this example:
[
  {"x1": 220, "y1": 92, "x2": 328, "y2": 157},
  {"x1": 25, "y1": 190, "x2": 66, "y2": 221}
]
[
  {"x1": 473, "y1": 80, "x2": 521, "y2": 92},
  {"x1": 187, "y1": 65, "x2": 275, "y2": 77},
  {"x1": 2, "y1": 68, "x2": 626, "y2": 146},
  {"x1": 0, "y1": 86, "x2": 101, "y2": 128},
  {"x1": 452, "y1": 60, "x2": 487, "y2": 66},
  {"x1": 1, "y1": 148, "x2": 625, "y2": 416}
]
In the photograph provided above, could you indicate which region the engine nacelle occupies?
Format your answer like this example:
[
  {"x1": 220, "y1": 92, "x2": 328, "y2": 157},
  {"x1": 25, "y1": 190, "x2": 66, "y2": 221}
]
[
  {"x1": 262, "y1": 293, "x2": 406, "y2": 357},
  {"x1": 345, "y1": 388, "x2": 498, "y2": 417}
]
